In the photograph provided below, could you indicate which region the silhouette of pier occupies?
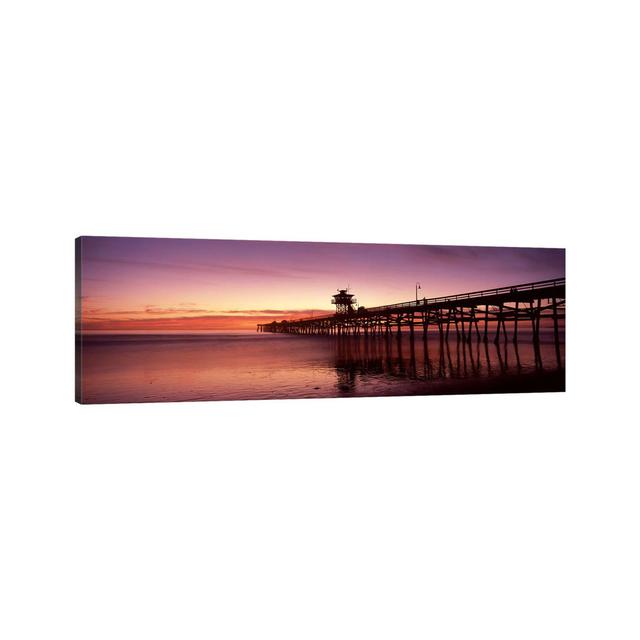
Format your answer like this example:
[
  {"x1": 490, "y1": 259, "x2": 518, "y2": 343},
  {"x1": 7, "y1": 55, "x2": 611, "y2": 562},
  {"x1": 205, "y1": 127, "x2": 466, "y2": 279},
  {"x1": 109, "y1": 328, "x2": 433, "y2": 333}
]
[{"x1": 257, "y1": 277, "x2": 565, "y2": 346}]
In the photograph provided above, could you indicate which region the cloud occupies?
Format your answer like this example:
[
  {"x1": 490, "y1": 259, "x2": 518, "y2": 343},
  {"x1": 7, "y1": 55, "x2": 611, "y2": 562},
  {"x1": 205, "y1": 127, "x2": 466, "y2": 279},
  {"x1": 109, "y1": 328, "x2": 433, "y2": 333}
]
[
  {"x1": 218, "y1": 308, "x2": 327, "y2": 316},
  {"x1": 84, "y1": 307, "x2": 330, "y2": 319},
  {"x1": 81, "y1": 314, "x2": 299, "y2": 332},
  {"x1": 84, "y1": 257, "x2": 312, "y2": 280},
  {"x1": 80, "y1": 308, "x2": 332, "y2": 331},
  {"x1": 144, "y1": 306, "x2": 212, "y2": 314},
  {"x1": 85, "y1": 308, "x2": 143, "y2": 315}
]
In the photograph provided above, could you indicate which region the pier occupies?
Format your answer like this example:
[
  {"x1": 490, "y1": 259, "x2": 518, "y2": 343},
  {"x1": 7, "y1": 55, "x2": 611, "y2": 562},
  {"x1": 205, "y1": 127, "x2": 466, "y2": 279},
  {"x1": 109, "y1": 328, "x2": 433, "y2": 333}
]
[{"x1": 257, "y1": 278, "x2": 565, "y2": 345}]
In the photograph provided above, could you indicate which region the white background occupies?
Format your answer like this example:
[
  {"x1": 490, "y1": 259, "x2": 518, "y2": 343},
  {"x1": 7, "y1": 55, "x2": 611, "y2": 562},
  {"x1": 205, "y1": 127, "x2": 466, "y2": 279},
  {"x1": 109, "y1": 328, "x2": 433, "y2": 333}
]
[{"x1": 1, "y1": 1, "x2": 639, "y2": 638}]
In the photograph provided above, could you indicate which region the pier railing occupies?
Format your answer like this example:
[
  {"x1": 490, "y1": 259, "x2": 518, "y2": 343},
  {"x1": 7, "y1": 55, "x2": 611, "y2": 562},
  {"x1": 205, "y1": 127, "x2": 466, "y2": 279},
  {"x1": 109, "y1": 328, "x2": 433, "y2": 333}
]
[
  {"x1": 290, "y1": 278, "x2": 565, "y2": 323},
  {"x1": 366, "y1": 277, "x2": 565, "y2": 313}
]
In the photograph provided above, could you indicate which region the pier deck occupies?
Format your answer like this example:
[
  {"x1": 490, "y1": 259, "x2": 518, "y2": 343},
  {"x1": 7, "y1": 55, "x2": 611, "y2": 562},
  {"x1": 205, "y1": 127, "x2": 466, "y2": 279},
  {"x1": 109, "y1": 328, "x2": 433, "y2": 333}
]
[{"x1": 257, "y1": 278, "x2": 565, "y2": 344}]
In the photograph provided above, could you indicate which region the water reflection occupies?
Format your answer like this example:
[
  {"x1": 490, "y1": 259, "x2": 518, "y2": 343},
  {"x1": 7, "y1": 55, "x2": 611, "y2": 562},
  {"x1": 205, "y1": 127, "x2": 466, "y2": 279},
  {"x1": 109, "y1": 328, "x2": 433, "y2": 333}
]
[
  {"x1": 332, "y1": 331, "x2": 564, "y2": 396},
  {"x1": 79, "y1": 330, "x2": 565, "y2": 404}
]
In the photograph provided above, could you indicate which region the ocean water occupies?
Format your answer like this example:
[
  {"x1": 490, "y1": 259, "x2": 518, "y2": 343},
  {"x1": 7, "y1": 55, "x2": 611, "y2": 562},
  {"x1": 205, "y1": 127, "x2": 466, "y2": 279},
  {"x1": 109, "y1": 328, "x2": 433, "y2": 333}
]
[{"x1": 77, "y1": 330, "x2": 565, "y2": 404}]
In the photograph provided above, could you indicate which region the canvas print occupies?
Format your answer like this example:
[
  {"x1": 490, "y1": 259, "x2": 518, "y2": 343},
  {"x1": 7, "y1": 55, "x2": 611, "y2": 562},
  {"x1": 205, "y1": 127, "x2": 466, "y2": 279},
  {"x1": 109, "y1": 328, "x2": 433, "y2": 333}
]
[{"x1": 75, "y1": 237, "x2": 565, "y2": 404}]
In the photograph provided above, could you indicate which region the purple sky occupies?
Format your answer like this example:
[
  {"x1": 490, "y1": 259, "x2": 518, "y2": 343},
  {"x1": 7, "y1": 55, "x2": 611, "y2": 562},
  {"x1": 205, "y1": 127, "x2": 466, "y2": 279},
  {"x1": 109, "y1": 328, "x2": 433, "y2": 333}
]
[{"x1": 78, "y1": 237, "x2": 565, "y2": 330}]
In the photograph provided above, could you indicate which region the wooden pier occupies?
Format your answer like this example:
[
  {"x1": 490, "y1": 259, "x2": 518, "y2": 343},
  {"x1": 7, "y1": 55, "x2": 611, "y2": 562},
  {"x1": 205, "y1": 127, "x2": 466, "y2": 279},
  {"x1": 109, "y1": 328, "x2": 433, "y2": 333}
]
[{"x1": 257, "y1": 278, "x2": 565, "y2": 344}]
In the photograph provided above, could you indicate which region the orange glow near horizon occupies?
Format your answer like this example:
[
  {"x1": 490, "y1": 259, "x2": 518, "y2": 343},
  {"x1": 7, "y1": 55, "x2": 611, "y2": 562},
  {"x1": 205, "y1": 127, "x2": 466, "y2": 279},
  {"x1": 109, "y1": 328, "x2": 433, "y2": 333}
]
[
  {"x1": 77, "y1": 237, "x2": 565, "y2": 333},
  {"x1": 80, "y1": 310, "x2": 328, "y2": 332}
]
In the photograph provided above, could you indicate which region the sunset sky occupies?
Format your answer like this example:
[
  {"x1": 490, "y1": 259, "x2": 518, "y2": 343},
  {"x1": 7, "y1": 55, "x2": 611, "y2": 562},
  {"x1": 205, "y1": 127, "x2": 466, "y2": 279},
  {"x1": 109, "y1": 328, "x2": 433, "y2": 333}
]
[{"x1": 77, "y1": 237, "x2": 565, "y2": 332}]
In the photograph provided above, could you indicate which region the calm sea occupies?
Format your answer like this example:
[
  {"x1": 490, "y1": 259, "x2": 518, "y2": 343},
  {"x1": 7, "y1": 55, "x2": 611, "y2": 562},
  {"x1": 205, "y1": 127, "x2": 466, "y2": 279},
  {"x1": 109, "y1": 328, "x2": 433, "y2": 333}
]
[{"x1": 77, "y1": 330, "x2": 565, "y2": 404}]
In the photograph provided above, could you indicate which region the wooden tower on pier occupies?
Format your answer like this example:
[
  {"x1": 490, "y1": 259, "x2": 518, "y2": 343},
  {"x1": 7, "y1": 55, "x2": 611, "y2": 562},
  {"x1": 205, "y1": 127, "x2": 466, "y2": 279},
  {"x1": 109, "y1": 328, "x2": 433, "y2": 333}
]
[{"x1": 332, "y1": 289, "x2": 357, "y2": 315}]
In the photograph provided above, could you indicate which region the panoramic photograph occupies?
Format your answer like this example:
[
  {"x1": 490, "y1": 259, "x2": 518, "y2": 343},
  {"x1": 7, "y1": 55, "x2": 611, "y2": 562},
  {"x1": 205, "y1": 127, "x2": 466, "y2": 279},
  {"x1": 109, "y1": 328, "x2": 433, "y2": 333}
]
[{"x1": 75, "y1": 236, "x2": 565, "y2": 404}]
